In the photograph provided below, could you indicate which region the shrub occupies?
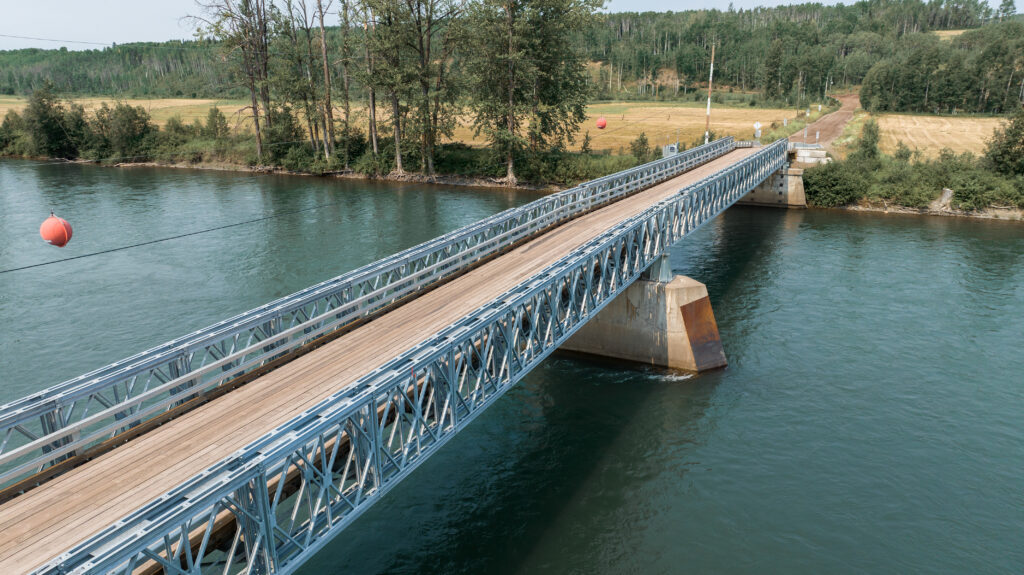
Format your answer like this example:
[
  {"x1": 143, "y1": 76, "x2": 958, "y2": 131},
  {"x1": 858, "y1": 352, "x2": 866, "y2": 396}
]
[
  {"x1": 281, "y1": 145, "x2": 315, "y2": 172},
  {"x1": 0, "y1": 110, "x2": 24, "y2": 152},
  {"x1": 202, "y1": 107, "x2": 231, "y2": 140},
  {"x1": 23, "y1": 85, "x2": 78, "y2": 158},
  {"x1": 949, "y1": 169, "x2": 1020, "y2": 210},
  {"x1": 985, "y1": 107, "x2": 1024, "y2": 176},
  {"x1": 84, "y1": 101, "x2": 155, "y2": 161},
  {"x1": 352, "y1": 150, "x2": 393, "y2": 176},
  {"x1": 850, "y1": 118, "x2": 880, "y2": 162},
  {"x1": 803, "y1": 161, "x2": 869, "y2": 207},
  {"x1": 629, "y1": 132, "x2": 652, "y2": 163}
]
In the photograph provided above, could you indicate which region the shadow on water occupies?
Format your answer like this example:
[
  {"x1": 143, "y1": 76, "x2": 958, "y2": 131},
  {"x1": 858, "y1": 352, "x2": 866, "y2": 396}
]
[
  {"x1": 673, "y1": 205, "x2": 801, "y2": 303},
  {"x1": 298, "y1": 357, "x2": 722, "y2": 575}
]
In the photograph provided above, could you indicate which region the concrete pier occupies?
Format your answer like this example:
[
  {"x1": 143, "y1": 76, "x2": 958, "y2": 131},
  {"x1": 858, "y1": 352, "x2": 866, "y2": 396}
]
[
  {"x1": 561, "y1": 257, "x2": 727, "y2": 372},
  {"x1": 737, "y1": 166, "x2": 806, "y2": 208}
]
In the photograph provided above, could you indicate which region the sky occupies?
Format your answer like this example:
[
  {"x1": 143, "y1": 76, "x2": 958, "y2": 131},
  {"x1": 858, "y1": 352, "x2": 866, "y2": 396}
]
[{"x1": 0, "y1": 0, "x2": 846, "y2": 51}]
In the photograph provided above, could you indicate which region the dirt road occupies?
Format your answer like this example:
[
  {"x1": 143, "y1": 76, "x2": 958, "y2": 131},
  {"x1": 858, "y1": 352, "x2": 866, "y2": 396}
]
[{"x1": 789, "y1": 94, "x2": 859, "y2": 151}]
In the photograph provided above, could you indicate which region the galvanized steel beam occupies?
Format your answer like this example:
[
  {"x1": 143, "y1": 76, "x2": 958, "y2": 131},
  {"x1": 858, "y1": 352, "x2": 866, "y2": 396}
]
[{"x1": 33, "y1": 139, "x2": 786, "y2": 575}]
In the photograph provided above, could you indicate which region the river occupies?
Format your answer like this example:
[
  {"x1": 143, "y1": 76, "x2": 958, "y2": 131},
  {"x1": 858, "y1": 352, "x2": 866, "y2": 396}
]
[{"x1": 1, "y1": 159, "x2": 1022, "y2": 573}]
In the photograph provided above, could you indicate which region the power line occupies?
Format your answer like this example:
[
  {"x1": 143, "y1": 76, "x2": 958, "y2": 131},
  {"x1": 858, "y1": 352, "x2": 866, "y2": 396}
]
[
  {"x1": 0, "y1": 33, "x2": 110, "y2": 47},
  {"x1": 0, "y1": 201, "x2": 339, "y2": 275}
]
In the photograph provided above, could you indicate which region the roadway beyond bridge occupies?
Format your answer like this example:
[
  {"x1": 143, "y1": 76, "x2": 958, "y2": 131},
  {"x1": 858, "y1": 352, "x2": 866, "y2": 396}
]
[{"x1": 0, "y1": 137, "x2": 790, "y2": 575}]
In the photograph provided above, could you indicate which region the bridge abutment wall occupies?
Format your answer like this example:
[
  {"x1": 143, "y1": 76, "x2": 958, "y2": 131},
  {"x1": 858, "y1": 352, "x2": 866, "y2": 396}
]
[
  {"x1": 560, "y1": 257, "x2": 727, "y2": 372},
  {"x1": 736, "y1": 165, "x2": 806, "y2": 208}
]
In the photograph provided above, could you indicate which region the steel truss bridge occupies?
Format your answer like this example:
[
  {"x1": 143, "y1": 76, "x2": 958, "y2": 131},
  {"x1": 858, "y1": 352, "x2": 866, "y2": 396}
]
[{"x1": 0, "y1": 137, "x2": 787, "y2": 575}]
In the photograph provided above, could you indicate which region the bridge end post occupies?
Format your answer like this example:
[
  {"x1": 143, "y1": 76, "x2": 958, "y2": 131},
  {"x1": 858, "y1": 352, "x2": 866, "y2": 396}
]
[
  {"x1": 560, "y1": 256, "x2": 726, "y2": 372},
  {"x1": 737, "y1": 165, "x2": 806, "y2": 208}
]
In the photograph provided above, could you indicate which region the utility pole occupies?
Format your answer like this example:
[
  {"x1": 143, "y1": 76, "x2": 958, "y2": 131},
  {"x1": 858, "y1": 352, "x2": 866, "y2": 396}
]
[{"x1": 704, "y1": 42, "x2": 715, "y2": 145}]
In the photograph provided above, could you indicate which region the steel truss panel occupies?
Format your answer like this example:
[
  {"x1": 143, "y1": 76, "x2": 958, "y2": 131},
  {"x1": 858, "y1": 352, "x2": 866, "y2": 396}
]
[
  {"x1": 33, "y1": 139, "x2": 786, "y2": 575},
  {"x1": 0, "y1": 139, "x2": 737, "y2": 490}
]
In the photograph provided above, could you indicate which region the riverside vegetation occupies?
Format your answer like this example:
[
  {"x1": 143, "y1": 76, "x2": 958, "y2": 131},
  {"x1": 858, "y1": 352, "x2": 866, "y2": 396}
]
[
  {"x1": 0, "y1": 0, "x2": 1021, "y2": 198},
  {"x1": 803, "y1": 109, "x2": 1024, "y2": 212}
]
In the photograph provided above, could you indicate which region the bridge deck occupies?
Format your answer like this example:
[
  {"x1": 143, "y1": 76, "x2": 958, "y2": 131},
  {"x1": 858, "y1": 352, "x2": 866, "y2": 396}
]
[{"x1": 0, "y1": 148, "x2": 756, "y2": 574}]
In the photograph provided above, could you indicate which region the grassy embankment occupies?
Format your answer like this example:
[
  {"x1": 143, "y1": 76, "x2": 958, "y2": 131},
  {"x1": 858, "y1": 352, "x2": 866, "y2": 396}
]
[{"x1": 804, "y1": 108, "x2": 1024, "y2": 216}]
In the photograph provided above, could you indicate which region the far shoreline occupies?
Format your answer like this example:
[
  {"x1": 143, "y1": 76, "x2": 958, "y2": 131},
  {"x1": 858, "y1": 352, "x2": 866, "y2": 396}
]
[{"x1": 4, "y1": 154, "x2": 1020, "y2": 223}]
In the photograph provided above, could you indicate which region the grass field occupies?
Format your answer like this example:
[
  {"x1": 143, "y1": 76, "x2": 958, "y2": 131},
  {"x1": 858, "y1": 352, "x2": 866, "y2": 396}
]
[
  {"x1": 875, "y1": 113, "x2": 1002, "y2": 157},
  {"x1": 0, "y1": 95, "x2": 828, "y2": 153},
  {"x1": 934, "y1": 29, "x2": 968, "y2": 40},
  {"x1": 455, "y1": 100, "x2": 830, "y2": 151},
  {"x1": 0, "y1": 96, "x2": 249, "y2": 129}
]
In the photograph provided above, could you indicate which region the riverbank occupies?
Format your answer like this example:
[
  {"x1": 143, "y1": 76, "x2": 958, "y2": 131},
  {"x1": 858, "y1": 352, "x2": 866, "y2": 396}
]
[
  {"x1": 9, "y1": 153, "x2": 1022, "y2": 223},
  {"x1": 110, "y1": 159, "x2": 565, "y2": 192},
  {"x1": 831, "y1": 201, "x2": 1023, "y2": 221}
]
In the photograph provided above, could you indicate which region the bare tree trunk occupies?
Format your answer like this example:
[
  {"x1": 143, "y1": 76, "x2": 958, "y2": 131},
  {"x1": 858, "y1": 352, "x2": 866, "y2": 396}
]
[
  {"x1": 505, "y1": 1, "x2": 516, "y2": 185},
  {"x1": 364, "y1": 7, "x2": 379, "y2": 155},
  {"x1": 256, "y1": 0, "x2": 272, "y2": 128},
  {"x1": 369, "y1": 88, "x2": 379, "y2": 154},
  {"x1": 392, "y1": 93, "x2": 404, "y2": 173},
  {"x1": 316, "y1": 0, "x2": 335, "y2": 157},
  {"x1": 249, "y1": 77, "x2": 264, "y2": 160},
  {"x1": 340, "y1": 0, "x2": 352, "y2": 168}
]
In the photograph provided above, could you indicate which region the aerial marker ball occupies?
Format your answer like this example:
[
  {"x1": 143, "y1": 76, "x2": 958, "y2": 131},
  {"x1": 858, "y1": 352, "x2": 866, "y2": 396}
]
[
  {"x1": 596, "y1": 117, "x2": 607, "y2": 130},
  {"x1": 40, "y1": 212, "x2": 73, "y2": 247}
]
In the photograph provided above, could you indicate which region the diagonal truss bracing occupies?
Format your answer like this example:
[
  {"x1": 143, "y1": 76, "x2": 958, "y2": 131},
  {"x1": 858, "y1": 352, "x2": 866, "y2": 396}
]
[
  {"x1": 0, "y1": 139, "x2": 738, "y2": 493},
  {"x1": 33, "y1": 138, "x2": 786, "y2": 575}
]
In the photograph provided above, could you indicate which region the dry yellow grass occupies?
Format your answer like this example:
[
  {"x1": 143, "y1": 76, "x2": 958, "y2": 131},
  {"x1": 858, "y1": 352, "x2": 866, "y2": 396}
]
[
  {"x1": 934, "y1": 29, "x2": 968, "y2": 40},
  {"x1": 0, "y1": 96, "x2": 249, "y2": 128},
  {"x1": 453, "y1": 101, "x2": 826, "y2": 151},
  {"x1": 875, "y1": 113, "x2": 1001, "y2": 157},
  {"x1": 0, "y1": 95, "x2": 825, "y2": 151}
]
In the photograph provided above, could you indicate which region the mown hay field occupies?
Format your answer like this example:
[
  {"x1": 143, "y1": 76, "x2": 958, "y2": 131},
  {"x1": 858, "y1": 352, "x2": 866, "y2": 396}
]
[
  {"x1": 453, "y1": 101, "x2": 830, "y2": 152},
  {"x1": 933, "y1": 29, "x2": 968, "y2": 40},
  {"x1": 0, "y1": 95, "x2": 828, "y2": 152},
  {"x1": 0, "y1": 96, "x2": 249, "y2": 128},
  {"x1": 875, "y1": 113, "x2": 1002, "y2": 157}
]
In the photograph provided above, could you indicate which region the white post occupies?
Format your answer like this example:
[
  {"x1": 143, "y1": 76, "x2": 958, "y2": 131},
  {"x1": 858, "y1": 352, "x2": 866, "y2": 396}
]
[{"x1": 704, "y1": 43, "x2": 715, "y2": 145}]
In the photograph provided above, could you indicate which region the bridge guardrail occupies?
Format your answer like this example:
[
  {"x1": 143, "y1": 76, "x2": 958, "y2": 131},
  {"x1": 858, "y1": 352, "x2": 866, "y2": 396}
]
[
  {"x1": 0, "y1": 137, "x2": 737, "y2": 492},
  {"x1": 39, "y1": 138, "x2": 788, "y2": 575}
]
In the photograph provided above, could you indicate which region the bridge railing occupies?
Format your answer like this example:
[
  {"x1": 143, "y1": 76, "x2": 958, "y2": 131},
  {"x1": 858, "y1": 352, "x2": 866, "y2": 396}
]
[
  {"x1": 0, "y1": 137, "x2": 737, "y2": 492},
  {"x1": 39, "y1": 138, "x2": 788, "y2": 575}
]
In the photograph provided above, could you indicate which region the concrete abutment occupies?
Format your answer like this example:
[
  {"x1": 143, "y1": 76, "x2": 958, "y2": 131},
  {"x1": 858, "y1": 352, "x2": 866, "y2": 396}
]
[
  {"x1": 560, "y1": 257, "x2": 727, "y2": 372},
  {"x1": 737, "y1": 165, "x2": 806, "y2": 208}
]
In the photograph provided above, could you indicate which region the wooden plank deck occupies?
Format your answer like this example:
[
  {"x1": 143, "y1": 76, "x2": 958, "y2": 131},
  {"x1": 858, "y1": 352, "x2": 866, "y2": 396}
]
[{"x1": 0, "y1": 149, "x2": 755, "y2": 574}]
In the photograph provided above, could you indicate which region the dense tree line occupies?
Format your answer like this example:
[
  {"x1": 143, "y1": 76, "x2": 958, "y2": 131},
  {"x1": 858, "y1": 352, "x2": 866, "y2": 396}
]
[
  {"x1": 1, "y1": 1, "x2": 1020, "y2": 113},
  {"x1": 859, "y1": 21, "x2": 1024, "y2": 113},
  {"x1": 1, "y1": 0, "x2": 1021, "y2": 181},
  {"x1": 0, "y1": 42, "x2": 238, "y2": 98},
  {"x1": 590, "y1": 0, "x2": 1021, "y2": 113}
]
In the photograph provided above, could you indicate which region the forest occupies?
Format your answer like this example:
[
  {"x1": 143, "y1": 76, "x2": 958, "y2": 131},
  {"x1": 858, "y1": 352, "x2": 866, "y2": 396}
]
[
  {"x1": 0, "y1": 0, "x2": 1022, "y2": 189},
  {"x1": 0, "y1": 0, "x2": 1021, "y2": 113}
]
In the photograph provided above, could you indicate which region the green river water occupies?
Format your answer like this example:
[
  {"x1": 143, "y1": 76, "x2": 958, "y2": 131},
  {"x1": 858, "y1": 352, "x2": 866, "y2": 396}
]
[{"x1": 1, "y1": 159, "x2": 1022, "y2": 573}]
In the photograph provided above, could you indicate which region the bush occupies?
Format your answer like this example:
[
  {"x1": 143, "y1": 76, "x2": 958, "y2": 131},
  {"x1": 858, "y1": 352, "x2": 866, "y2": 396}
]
[
  {"x1": 263, "y1": 106, "x2": 304, "y2": 163},
  {"x1": 985, "y1": 107, "x2": 1024, "y2": 176},
  {"x1": 804, "y1": 161, "x2": 870, "y2": 207},
  {"x1": 949, "y1": 169, "x2": 1022, "y2": 210},
  {"x1": 281, "y1": 145, "x2": 315, "y2": 172},
  {"x1": 23, "y1": 85, "x2": 79, "y2": 158},
  {"x1": 352, "y1": 150, "x2": 394, "y2": 176},
  {"x1": 629, "y1": 132, "x2": 652, "y2": 163},
  {"x1": 850, "y1": 118, "x2": 880, "y2": 163},
  {"x1": 0, "y1": 110, "x2": 24, "y2": 152},
  {"x1": 203, "y1": 107, "x2": 231, "y2": 140},
  {"x1": 88, "y1": 101, "x2": 155, "y2": 161}
]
